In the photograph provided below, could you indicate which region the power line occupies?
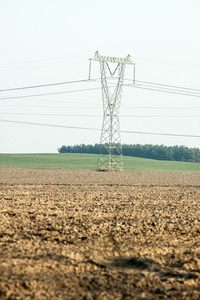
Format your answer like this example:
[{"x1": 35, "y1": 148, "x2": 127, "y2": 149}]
[
  {"x1": 0, "y1": 112, "x2": 103, "y2": 117},
  {"x1": 0, "y1": 86, "x2": 102, "y2": 101},
  {"x1": 124, "y1": 83, "x2": 200, "y2": 98},
  {"x1": 124, "y1": 78, "x2": 200, "y2": 93},
  {"x1": 0, "y1": 54, "x2": 91, "y2": 68},
  {"x1": 0, "y1": 119, "x2": 100, "y2": 131},
  {"x1": 0, "y1": 118, "x2": 199, "y2": 138},
  {"x1": 133, "y1": 56, "x2": 200, "y2": 69},
  {"x1": 0, "y1": 79, "x2": 96, "y2": 92},
  {"x1": 0, "y1": 112, "x2": 199, "y2": 118},
  {"x1": 1, "y1": 83, "x2": 200, "y2": 102},
  {"x1": 0, "y1": 105, "x2": 101, "y2": 109},
  {"x1": 136, "y1": 83, "x2": 200, "y2": 96},
  {"x1": 112, "y1": 77, "x2": 200, "y2": 96},
  {"x1": 0, "y1": 104, "x2": 199, "y2": 110},
  {"x1": 121, "y1": 129, "x2": 200, "y2": 138},
  {"x1": 0, "y1": 77, "x2": 200, "y2": 101},
  {"x1": 122, "y1": 115, "x2": 200, "y2": 118},
  {"x1": 126, "y1": 106, "x2": 200, "y2": 110},
  {"x1": 0, "y1": 54, "x2": 90, "y2": 65}
]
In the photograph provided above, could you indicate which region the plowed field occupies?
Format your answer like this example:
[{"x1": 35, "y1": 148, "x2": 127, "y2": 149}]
[{"x1": 1, "y1": 168, "x2": 200, "y2": 299}]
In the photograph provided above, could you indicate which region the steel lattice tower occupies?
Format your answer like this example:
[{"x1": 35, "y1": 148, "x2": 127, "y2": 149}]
[{"x1": 90, "y1": 51, "x2": 135, "y2": 171}]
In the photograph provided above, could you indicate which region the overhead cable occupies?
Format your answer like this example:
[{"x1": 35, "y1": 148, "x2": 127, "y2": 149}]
[
  {"x1": 0, "y1": 118, "x2": 199, "y2": 138},
  {"x1": 0, "y1": 104, "x2": 199, "y2": 110},
  {"x1": 0, "y1": 87, "x2": 102, "y2": 101},
  {"x1": 135, "y1": 79, "x2": 200, "y2": 93},
  {"x1": 123, "y1": 78, "x2": 200, "y2": 93},
  {"x1": 0, "y1": 112, "x2": 199, "y2": 118},
  {"x1": 0, "y1": 119, "x2": 100, "y2": 131},
  {"x1": 0, "y1": 77, "x2": 200, "y2": 100},
  {"x1": 0, "y1": 79, "x2": 97, "y2": 92},
  {"x1": 1, "y1": 84, "x2": 200, "y2": 101},
  {"x1": 124, "y1": 83, "x2": 200, "y2": 98}
]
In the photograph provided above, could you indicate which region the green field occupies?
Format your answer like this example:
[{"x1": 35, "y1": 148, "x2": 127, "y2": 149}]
[{"x1": 0, "y1": 153, "x2": 199, "y2": 173}]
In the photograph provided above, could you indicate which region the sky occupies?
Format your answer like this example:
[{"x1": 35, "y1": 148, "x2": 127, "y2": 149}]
[{"x1": 0, "y1": 0, "x2": 200, "y2": 153}]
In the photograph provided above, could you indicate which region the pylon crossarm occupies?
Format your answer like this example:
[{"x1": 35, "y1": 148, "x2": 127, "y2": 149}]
[{"x1": 91, "y1": 51, "x2": 135, "y2": 65}]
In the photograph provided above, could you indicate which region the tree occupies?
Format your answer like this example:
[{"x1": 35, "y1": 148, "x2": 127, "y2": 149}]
[{"x1": 57, "y1": 143, "x2": 200, "y2": 163}]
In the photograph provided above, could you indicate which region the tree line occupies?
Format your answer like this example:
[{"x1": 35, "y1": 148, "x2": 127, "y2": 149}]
[{"x1": 58, "y1": 144, "x2": 200, "y2": 163}]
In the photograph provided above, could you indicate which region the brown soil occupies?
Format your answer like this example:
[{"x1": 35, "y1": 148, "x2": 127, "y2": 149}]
[{"x1": 0, "y1": 167, "x2": 200, "y2": 299}]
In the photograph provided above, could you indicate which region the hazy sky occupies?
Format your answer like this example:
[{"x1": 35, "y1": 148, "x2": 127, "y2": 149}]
[{"x1": 0, "y1": 0, "x2": 200, "y2": 153}]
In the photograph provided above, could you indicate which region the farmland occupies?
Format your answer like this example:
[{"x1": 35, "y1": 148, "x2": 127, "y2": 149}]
[
  {"x1": 0, "y1": 153, "x2": 200, "y2": 173},
  {"x1": 0, "y1": 167, "x2": 200, "y2": 299}
]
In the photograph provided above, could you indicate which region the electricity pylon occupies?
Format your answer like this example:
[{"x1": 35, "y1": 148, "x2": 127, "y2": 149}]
[{"x1": 90, "y1": 51, "x2": 135, "y2": 171}]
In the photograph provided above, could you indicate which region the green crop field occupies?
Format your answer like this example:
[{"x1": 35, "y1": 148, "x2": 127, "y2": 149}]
[{"x1": 0, "y1": 153, "x2": 199, "y2": 173}]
